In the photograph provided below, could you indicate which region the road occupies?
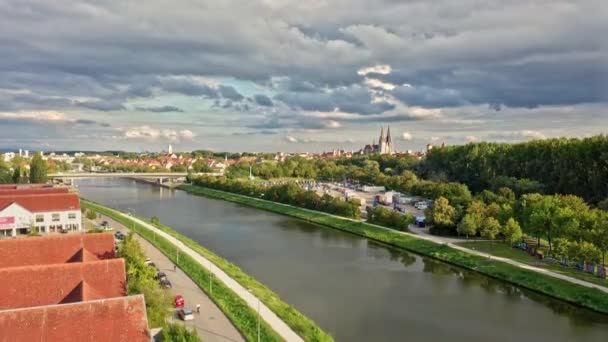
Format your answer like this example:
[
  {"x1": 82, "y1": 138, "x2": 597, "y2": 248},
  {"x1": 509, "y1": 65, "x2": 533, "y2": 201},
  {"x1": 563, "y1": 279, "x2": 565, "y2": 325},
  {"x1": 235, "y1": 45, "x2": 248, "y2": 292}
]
[
  {"x1": 97, "y1": 215, "x2": 245, "y2": 342},
  {"x1": 113, "y1": 212, "x2": 305, "y2": 342}
]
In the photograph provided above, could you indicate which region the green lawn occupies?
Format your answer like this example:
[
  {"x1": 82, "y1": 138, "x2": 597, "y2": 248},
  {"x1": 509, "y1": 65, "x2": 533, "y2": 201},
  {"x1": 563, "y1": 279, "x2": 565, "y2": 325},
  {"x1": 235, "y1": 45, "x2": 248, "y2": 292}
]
[{"x1": 457, "y1": 240, "x2": 608, "y2": 288}]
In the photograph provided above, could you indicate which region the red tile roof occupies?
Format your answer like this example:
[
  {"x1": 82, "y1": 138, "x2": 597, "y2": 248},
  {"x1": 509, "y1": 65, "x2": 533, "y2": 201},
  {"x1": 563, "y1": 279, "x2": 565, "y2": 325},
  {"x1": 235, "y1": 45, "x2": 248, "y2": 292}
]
[
  {"x1": 0, "y1": 295, "x2": 150, "y2": 342},
  {"x1": 0, "y1": 259, "x2": 126, "y2": 310},
  {"x1": 0, "y1": 233, "x2": 115, "y2": 269},
  {"x1": 0, "y1": 187, "x2": 69, "y2": 195},
  {"x1": 0, "y1": 192, "x2": 80, "y2": 213}
]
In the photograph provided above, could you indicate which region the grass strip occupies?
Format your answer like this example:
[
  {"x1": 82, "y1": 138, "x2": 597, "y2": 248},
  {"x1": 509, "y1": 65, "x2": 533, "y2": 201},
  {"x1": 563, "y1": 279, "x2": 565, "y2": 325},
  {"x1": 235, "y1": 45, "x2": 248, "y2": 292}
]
[
  {"x1": 83, "y1": 199, "x2": 333, "y2": 342},
  {"x1": 179, "y1": 184, "x2": 608, "y2": 315}
]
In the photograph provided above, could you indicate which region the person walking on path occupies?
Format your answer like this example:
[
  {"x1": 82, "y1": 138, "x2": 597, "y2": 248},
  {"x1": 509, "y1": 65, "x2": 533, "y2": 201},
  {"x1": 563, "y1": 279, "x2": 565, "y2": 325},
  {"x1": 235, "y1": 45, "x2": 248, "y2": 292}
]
[
  {"x1": 196, "y1": 304, "x2": 201, "y2": 314},
  {"x1": 174, "y1": 264, "x2": 177, "y2": 272}
]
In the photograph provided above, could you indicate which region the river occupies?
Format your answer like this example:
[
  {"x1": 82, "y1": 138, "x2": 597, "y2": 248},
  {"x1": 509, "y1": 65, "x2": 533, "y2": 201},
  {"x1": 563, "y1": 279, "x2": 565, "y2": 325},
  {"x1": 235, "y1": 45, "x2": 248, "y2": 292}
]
[{"x1": 77, "y1": 178, "x2": 608, "y2": 342}]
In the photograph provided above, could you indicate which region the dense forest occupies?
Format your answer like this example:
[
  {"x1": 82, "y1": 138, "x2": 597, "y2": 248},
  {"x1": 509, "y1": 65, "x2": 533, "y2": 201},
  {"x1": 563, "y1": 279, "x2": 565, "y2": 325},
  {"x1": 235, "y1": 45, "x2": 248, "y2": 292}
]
[{"x1": 421, "y1": 136, "x2": 608, "y2": 203}]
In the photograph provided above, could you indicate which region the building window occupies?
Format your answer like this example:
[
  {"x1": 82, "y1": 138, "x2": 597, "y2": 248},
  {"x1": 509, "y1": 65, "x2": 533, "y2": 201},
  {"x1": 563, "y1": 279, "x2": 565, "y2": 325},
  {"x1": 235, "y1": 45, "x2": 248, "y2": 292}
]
[
  {"x1": 68, "y1": 213, "x2": 76, "y2": 220},
  {"x1": 36, "y1": 214, "x2": 44, "y2": 223},
  {"x1": 52, "y1": 213, "x2": 60, "y2": 222}
]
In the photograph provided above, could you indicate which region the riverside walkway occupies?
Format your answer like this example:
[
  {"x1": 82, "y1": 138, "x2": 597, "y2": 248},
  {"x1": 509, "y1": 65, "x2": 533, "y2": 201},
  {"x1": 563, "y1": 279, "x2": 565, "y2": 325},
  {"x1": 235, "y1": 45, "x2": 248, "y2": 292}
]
[{"x1": 118, "y1": 212, "x2": 304, "y2": 342}]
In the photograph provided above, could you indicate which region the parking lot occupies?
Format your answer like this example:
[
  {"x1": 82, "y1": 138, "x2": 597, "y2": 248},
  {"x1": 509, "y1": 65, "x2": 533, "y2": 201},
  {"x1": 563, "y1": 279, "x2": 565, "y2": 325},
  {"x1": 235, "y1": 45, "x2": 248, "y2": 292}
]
[{"x1": 305, "y1": 181, "x2": 429, "y2": 223}]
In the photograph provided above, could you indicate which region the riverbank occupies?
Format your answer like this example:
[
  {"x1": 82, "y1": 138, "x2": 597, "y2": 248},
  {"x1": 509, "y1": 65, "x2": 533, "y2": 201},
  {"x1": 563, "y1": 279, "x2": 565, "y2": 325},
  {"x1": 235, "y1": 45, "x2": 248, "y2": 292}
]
[
  {"x1": 179, "y1": 184, "x2": 608, "y2": 315},
  {"x1": 82, "y1": 199, "x2": 332, "y2": 342}
]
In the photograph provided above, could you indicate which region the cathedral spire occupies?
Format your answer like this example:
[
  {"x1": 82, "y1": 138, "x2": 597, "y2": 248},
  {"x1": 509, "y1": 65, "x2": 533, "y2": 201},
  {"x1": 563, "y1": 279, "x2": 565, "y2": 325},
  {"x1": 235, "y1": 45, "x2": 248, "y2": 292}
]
[
  {"x1": 379, "y1": 126, "x2": 384, "y2": 146},
  {"x1": 386, "y1": 126, "x2": 391, "y2": 144}
]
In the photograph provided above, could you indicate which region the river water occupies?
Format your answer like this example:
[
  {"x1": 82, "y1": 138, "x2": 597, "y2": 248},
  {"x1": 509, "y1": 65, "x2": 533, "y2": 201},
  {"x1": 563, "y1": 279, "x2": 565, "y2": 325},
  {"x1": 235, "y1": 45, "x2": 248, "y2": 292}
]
[{"x1": 77, "y1": 178, "x2": 608, "y2": 342}]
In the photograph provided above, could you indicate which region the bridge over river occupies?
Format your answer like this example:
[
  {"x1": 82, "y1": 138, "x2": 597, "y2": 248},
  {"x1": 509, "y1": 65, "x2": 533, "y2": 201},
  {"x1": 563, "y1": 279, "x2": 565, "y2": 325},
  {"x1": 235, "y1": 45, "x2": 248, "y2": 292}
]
[{"x1": 48, "y1": 172, "x2": 221, "y2": 185}]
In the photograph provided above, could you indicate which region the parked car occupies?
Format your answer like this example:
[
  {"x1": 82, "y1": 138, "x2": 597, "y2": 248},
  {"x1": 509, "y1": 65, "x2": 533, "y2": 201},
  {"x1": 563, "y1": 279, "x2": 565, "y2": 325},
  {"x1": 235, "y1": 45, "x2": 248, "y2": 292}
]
[
  {"x1": 178, "y1": 308, "x2": 194, "y2": 321},
  {"x1": 160, "y1": 279, "x2": 172, "y2": 289},
  {"x1": 155, "y1": 272, "x2": 167, "y2": 281},
  {"x1": 174, "y1": 295, "x2": 185, "y2": 308},
  {"x1": 114, "y1": 231, "x2": 124, "y2": 240}
]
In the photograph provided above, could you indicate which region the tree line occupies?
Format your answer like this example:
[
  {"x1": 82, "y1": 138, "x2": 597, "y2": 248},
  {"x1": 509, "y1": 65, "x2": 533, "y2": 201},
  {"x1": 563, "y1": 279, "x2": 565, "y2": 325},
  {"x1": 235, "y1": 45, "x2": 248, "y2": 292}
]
[
  {"x1": 426, "y1": 189, "x2": 608, "y2": 266},
  {"x1": 421, "y1": 136, "x2": 608, "y2": 203},
  {"x1": 193, "y1": 175, "x2": 361, "y2": 219}
]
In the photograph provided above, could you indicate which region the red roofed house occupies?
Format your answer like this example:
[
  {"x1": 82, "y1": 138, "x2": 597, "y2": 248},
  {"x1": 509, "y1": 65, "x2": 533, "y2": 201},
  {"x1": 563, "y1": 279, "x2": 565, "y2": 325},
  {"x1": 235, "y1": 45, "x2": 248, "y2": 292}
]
[
  {"x1": 0, "y1": 295, "x2": 150, "y2": 342},
  {"x1": 0, "y1": 191, "x2": 81, "y2": 237},
  {"x1": 0, "y1": 233, "x2": 115, "y2": 269},
  {"x1": 0, "y1": 233, "x2": 150, "y2": 341}
]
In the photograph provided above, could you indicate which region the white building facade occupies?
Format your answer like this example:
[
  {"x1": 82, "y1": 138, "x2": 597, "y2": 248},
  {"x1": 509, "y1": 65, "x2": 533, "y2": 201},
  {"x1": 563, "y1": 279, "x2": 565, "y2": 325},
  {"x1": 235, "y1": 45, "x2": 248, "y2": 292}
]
[{"x1": 0, "y1": 198, "x2": 82, "y2": 237}]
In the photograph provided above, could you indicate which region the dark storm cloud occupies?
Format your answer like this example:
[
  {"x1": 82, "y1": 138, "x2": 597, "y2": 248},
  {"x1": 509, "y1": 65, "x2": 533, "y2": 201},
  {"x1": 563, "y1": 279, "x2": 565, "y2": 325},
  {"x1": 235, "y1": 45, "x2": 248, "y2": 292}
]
[
  {"x1": 160, "y1": 78, "x2": 218, "y2": 98},
  {"x1": 275, "y1": 85, "x2": 394, "y2": 114},
  {"x1": 254, "y1": 94, "x2": 274, "y2": 107},
  {"x1": 218, "y1": 85, "x2": 244, "y2": 101},
  {"x1": 136, "y1": 105, "x2": 184, "y2": 113},
  {"x1": 75, "y1": 100, "x2": 126, "y2": 111}
]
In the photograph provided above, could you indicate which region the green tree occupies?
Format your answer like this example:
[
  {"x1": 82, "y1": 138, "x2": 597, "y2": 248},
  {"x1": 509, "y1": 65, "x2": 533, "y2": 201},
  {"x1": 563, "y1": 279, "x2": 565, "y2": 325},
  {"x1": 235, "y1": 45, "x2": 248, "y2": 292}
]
[
  {"x1": 162, "y1": 324, "x2": 199, "y2": 341},
  {"x1": 29, "y1": 152, "x2": 48, "y2": 183},
  {"x1": 428, "y1": 196, "x2": 456, "y2": 230},
  {"x1": 12, "y1": 167, "x2": 25, "y2": 183},
  {"x1": 479, "y1": 217, "x2": 501, "y2": 240},
  {"x1": 457, "y1": 214, "x2": 478, "y2": 238},
  {"x1": 86, "y1": 209, "x2": 97, "y2": 220},
  {"x1": 502, "y1": 218, "x2": 523, "y2": 244},
  {"x1": 593, "y1": 212, "x2": 608, "y2": 264}
]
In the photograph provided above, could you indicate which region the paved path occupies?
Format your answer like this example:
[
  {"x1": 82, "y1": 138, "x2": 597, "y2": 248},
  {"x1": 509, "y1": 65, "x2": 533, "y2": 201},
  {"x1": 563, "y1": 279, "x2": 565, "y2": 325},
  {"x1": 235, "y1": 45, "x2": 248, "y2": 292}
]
[
  {"x1": 116, "y1": 212, "x2": 304, "y2": 342},
  {"x1": 195, "y1": 190, "x2": 608, "y2": 295},
  {"x1": 99, "y1": 215, "x2": 244, "y2": 342},
  {"x1": 405, "y1": 223, "x2": 608, "y2": 294}
]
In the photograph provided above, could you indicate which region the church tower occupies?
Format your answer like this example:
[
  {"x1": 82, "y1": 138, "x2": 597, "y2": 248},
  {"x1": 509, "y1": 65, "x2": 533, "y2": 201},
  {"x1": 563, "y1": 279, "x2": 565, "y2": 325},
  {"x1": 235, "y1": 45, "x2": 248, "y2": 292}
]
[
  {"x1": 168, "y1": 144, "x2": 173, "y2": 154},
  {"x1": 378, "y1": 126, "x2": 385, "y2": 153},
  {"x1": 385, "y1": 126, "x2": 393, "y2": 154}
]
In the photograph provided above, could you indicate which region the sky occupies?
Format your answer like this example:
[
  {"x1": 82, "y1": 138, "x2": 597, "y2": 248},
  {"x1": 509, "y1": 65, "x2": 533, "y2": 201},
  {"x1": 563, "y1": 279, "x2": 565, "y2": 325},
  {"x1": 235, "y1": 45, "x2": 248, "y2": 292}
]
[{"x1": 0, "y1": 0, "x2": 606, "y2": 153}]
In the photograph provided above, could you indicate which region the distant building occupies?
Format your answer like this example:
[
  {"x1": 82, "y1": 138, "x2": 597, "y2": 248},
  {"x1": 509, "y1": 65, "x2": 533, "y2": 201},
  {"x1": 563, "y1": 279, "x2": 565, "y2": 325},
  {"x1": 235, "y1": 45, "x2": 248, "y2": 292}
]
[
  {"x1": 168, "y1": 144, "x2": 173, "y2": 155},
  {"x1": 360, "y1": 126, "x2": 393, "y2": 155}
]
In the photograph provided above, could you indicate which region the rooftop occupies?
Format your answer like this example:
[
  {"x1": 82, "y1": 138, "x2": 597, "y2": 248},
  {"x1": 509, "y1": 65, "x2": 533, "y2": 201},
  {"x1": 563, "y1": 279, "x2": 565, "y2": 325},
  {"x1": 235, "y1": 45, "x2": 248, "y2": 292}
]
[
  {"x1": 0, "y1": 233, "x2": 115, "y2": 269},
  {"x1": 0, "y1": 295, "x2": 150, "y2": 342},
  {"x1": 0, "y1": 192, "x2": 80, "y2": 213}
]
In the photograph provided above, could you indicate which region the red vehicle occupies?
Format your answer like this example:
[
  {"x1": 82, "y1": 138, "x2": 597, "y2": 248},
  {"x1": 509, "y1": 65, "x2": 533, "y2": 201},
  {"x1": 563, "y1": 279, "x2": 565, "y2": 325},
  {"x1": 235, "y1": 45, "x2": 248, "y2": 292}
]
[{"x1": 174, "y1": 295, "x2": 185, "y2": 308}]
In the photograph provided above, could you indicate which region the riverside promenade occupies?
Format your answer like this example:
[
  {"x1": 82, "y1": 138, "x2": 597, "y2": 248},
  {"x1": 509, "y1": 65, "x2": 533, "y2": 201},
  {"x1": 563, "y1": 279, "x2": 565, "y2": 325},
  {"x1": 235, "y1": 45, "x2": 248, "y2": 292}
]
[{"x1": 118, "y1": 212, "x2": 304, "y2": 342}]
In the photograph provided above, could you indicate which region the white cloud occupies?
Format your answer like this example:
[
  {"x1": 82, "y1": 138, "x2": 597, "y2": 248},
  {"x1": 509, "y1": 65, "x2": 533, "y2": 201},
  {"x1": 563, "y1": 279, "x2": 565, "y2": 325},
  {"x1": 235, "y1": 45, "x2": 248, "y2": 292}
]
[
  {"x1": 124, "y1": 126, "x2": 196, "y2": 141},
  {"x1": 401, "y1": 132, "x2": 413, "y2": 141},
  {"x1": 0, "y1": 111, "x2": 70, "y2": 123},
  {"x1": 357, "y1": 64, "x2": 392, "y2": 76},
  {"x1": 465, "y1": 135, "x2": 479, "y2": 143},
  {"x1": 363, "y1": 78, "x2": 396, "y2": 90},
  {"x1": 284, "y1": 135, "x2": 298, "y2": 143}
]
